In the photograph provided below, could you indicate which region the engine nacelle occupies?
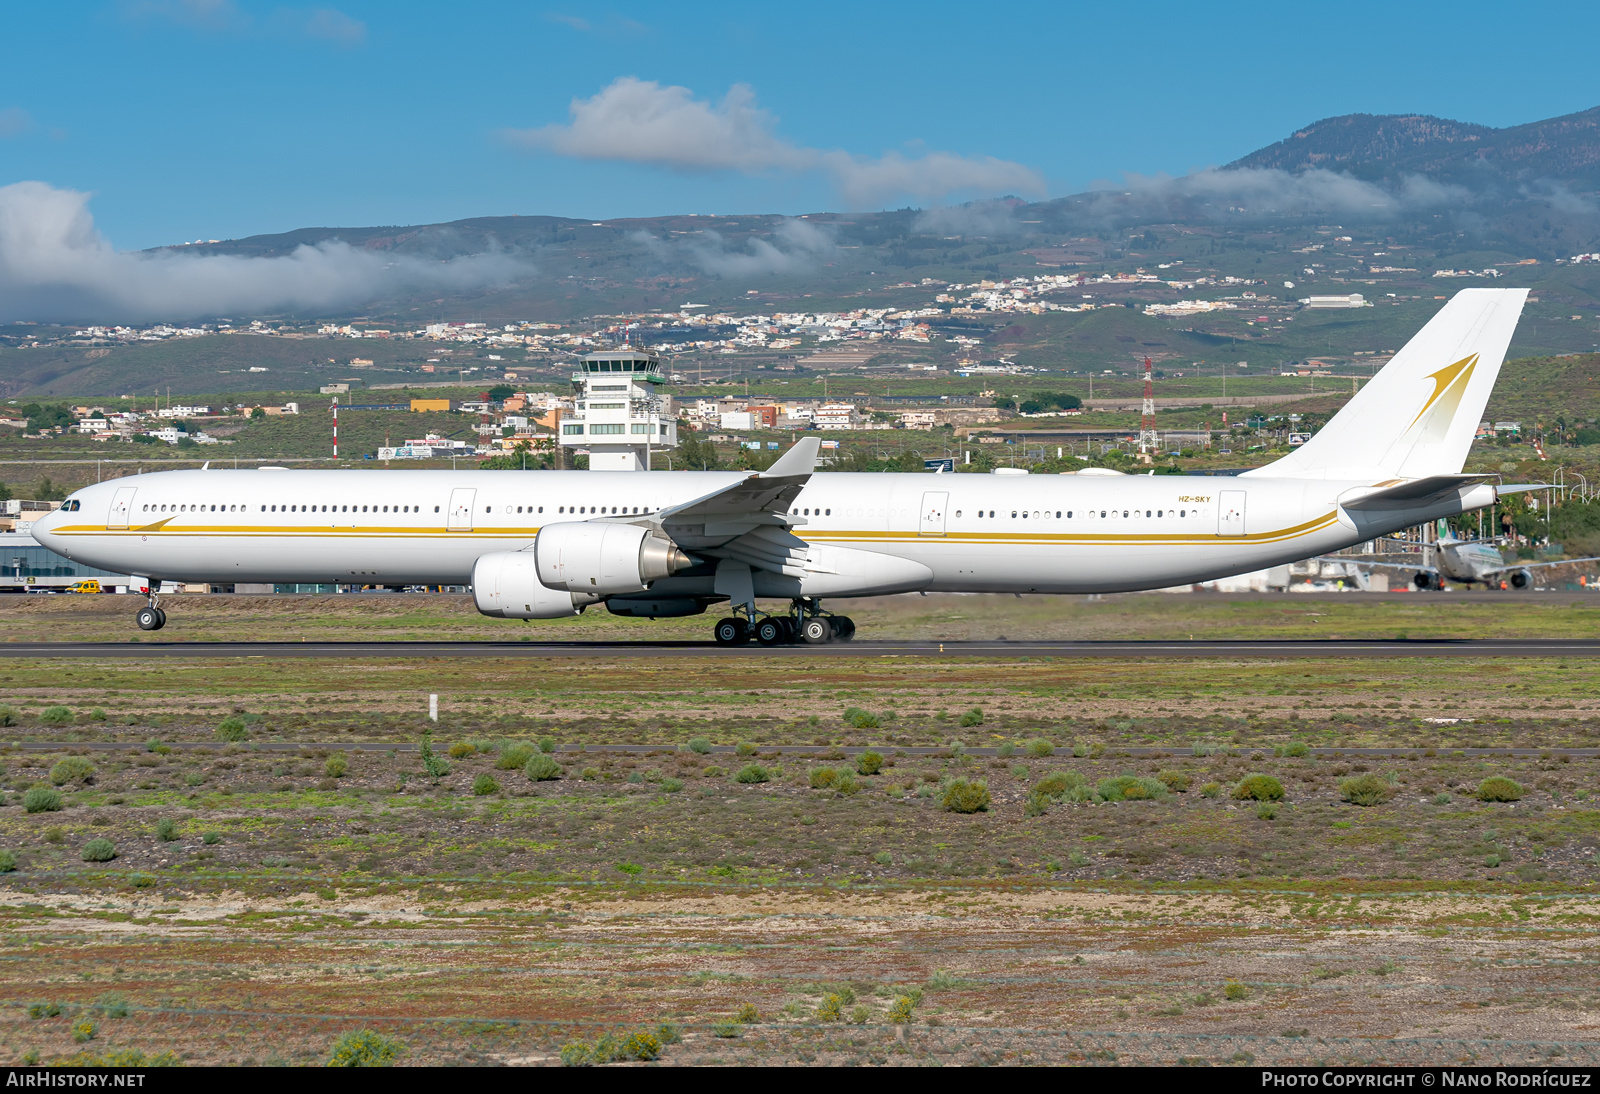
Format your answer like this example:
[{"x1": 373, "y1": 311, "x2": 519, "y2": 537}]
[
  {"x1": 1414, "y1": 571, "x2": 1438, "y2": 590},
  {"x1": 1509, "y1": 568, "x2": 1532, "y2": 589},
  {"x1": 534, "y1": 521, "x2": 691, "y2": 595},
  {"x1": 472, "y1": 551, "x2": 598, "y2": 619}
]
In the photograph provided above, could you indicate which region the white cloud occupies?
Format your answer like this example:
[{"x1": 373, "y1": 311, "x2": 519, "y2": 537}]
[
  {"x1": 0, "y1": 108, "x2": 33, "y2": 139},
  {"x1": 505, "y1": 77, "x2": 1045, "y2": 207},
  {"x1": 1076, "y1": 166, "x2": 1470, "y2": 222},
  {"x1": 0, "y1": 181, "x2": 524, "y2": 324},
  {"x1": 124, "y1": 1, "x2": 367, "y2": 44},
  {"x1": 630, "y1": 217, "x2": 837, "y2": 278},
  {"x1": 301, "y1": 8, "x2": 366, "y2": 44}
]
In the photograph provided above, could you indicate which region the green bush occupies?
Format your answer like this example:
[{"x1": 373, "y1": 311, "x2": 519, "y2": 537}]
[
  {"x1": 1478, "y1": 776, "x2": 1524, "y2": 802},
  {"x1": 216, "y1": 716, "x2": 248, "y2": 742},
  {"x1": 686, "y1": 737, "x2": 713, "y2": 754},
  {"x1": 941, "y1": 778, "x2": 990, "y2": 813},
  {"x1": 701, "y1": 765, "x2": 725, "y2": 778},
  {"x1": 23, "y1": 788, "x2": 61, "y2": 814},
  {"x1": 0, "y1": 850, "x2": 15, "y2": 872},
  {"x1": 0, "y1": 706, "x2": 14, "y2": 727},
  {"x1": 472, "y1": 774, "x2": 499, "y2": 796},
  {"x1": 1256, "y1": 803, "x2": 1279, "y2": 820},
  {"x1": 735, "y1": 1003, "x2": 759, "y2": 1024},
  {"x1": 1034, "y1": 770, "x2": 1088, "y2": 799},
  {"x1": 1199, "y1": 781, "x2": 1222, "y2": 798},
  {"x1": 661, "y1": 777, "x2": 684, "y2": 793},
  {"x1": 1097, "y1": 775, "x2": 1170, "y2": 802},
  {"x1": 957, "y1": 707, "x2": 984, "y2": 727},
  {"x1": 1156, "y1": 770, "x2": 1192, "y2": 793},
  {"x1": 524, "y1": 754, "x2": 562, "y2": 782},
  {"x1": 39, "y1": 706, "x2": 73, "y2": 727},
  {"x1": 843, "y1": 707, "x2": 880, "y2": 729},
  {"x1": 558, "y1": 1041, "x2": 594, "y2": 1066},
  {"x1": 856, "y1": 750, "x2": 884, "y2": 776},
  {"x1": 81, "y1": 838, "x2": 116, "y2": 862},
  {"x1": 833, "y1": 771, "x2": 860, "y2": 795},
  {"x1": 620, "y1": 1031, "x2": 661, "y2": 1061},
  {"x1": 326, "y1": 1029, "x2": 403, "y2": 1067},
  {"x1": 323, "y1": 754, "x2": 348, "y2": 779},
  {"x1": 1023, "y1": 789, "x2": 1049, "y2": 817},
  {"x1": 49, "y1": 756, "x2": 95, "y2": 786},
  {"x1": 27, "y1": 1001, "x2": 62, "y2": 1019},
  {"x1": 887, "y1": 996, "x2": 915, "y2": 1024},
  {"x1": 734, "y1": 764, "x2": 770, "y2": 784},
  {"x1": 88, "y1": 708, "x2": 107, "y2": 722},
  {"x1": 537, "y1": 737, "x2": 557, "y2": 754},
  {"x1": 1232, "y1": 775, "x2": 1285, "y2": 802},
  {"x1": 1023, "y1": 738, "x2": 1055, "y2": 758},
  {"x1": 996, "y1": 742, "x2": 1016, "y2": 759},
  {"x1": 497, "y1": 743, "x2": 535, "y2": 770},
  {"x1": 446, "y1": 741, "x2": 476, "y2": 759},
  {"x1": 816, "y1": 993, "x2": 844, "y2": 1021},
  {"x1": 201, "y1": 831, "x2": 220, "y2": 846},
  {"x1": 156, "y1": 818, "x2": 178, "y2": 842},
  {"x1": 93, "y1": 992, "x2": 130, "y2": 1019},
  {"x1": 71, "y1": 1018, "x2": 97, "y2": 1043},
  {"x1": 809, "y1": 767, "x2": 838, "y2": 789},
  {"x1": 735, "y1": 740, "x2": 758, "y2": 757},
  {"x1": 1224, "y1": 980, "x2": 1250, "y2": 1001},
  {"x1": 1339, "y1": 773, "x2": 1395, "y2": 807},
  {"x1": 711, "y1": 1021, "x2": 741, "y2": 1039},
  {"x1": 1276, "y1": 741, "x2": 1311, "y2": 758}
]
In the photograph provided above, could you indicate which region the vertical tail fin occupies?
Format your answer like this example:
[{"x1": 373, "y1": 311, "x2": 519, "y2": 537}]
[{"x1": 1244, "y1": 288, "x2": 1527, "y2": 481}]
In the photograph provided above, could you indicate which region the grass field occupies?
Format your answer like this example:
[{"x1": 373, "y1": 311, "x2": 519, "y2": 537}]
[{"x1": 1, "y1": 593, "x2": 1597, "y2": 1066}]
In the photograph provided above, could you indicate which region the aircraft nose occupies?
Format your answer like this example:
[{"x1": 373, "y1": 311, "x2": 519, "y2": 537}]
[{"x1": 30, "y1": 506, "x2": 64, "y2": 547}]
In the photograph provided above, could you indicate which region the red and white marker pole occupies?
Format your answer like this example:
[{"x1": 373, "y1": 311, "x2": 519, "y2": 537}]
[{"x1": 332, "y1": 396, "x2": 339, "y2": 459}]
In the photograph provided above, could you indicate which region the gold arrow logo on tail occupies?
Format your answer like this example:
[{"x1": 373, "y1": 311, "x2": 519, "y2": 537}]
[{"x1": 1406, "y1": 353, "x2": 1478, "y2": 432}]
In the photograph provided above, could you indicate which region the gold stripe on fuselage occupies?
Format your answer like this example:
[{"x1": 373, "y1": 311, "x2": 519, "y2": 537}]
[{"x1": 47, "y1": 510, "x2": 1340, "y2": 548}]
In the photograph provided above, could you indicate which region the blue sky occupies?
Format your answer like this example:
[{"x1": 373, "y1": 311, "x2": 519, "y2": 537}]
[{"x1": 2, "y1": 0, "x2": 1598, "y2": 249}]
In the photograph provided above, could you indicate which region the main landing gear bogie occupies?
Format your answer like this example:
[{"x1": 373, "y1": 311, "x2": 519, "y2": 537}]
[
  {"x1": 136, "y1": 605, "x2": 167, "y2": 631},
  {"x1": 713, "y1": 600, "x2": 854, "y2": 647}
]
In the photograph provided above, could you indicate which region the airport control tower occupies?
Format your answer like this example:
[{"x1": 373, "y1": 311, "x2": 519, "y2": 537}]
[{"x1": 560, "y1": 347, "x2": 678, "y2": 471}]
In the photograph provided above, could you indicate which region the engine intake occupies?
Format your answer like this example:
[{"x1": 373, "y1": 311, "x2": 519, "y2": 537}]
[
  {"x1": 535, "y1": 521, "x2": 692, "y2": 596},
  {"x1": 472, "y1": 551, "x2": 599, "y2": 619},
  {"x1": 1509, "y1": 568, "x2": 1532, "y2": 589}
]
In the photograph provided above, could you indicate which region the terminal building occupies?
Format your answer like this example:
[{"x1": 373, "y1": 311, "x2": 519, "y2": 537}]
[{"x1": 559, "y1": 348, "x2": 678, "y2": 471}]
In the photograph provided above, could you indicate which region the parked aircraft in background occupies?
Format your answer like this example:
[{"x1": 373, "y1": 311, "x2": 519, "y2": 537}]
[{"x1": 1325, "y1": 520, "x2": 1599, "y2": 591}]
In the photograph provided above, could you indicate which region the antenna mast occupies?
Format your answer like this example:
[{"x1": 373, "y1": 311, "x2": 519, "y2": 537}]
[{"x1": 1137, "y1": 356, "x2": 1157, "y2": 464}]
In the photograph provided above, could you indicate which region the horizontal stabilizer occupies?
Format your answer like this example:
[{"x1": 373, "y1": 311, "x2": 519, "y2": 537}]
[{"x1": 1339, "y1": 474, "x2": 1490, "y2": 510}]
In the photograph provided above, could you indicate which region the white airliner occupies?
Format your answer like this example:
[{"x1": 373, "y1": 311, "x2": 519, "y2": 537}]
[
  {"x1": 34, "y1": 288, "x2": 1528, "y2": 644},
  {"x1": 1327, "y1": 520, "x2": 1598, "y2": 591}
]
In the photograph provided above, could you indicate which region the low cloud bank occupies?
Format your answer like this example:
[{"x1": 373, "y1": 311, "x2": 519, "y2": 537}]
[
  {"x1": 505, "y1": 77, "x2": 1045, "y2": 208},
  {"x1": 0, "y1": 181, "x2": 525, "y2": 324},
  {"x1": 631, "y1": 217, "x2": 836, "y2": 278}
]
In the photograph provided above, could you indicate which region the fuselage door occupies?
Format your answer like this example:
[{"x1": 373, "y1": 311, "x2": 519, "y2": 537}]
[
  {"x1": 447, "y1": 488, "x2": 477, "y2": 532},
  {"x1": 919, "y1": 491, "x2": 949, "y2": 537},
  {"x1": 1217, "y1": 490, "x2": 1246, "y2": 537},
  {"x1": 108, "y1": 487, "x2": 137, "y2": 530}
]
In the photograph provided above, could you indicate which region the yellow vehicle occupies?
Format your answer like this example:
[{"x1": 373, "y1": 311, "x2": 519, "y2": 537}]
[{"x1": 66, "y1": 579, "x2": 102, "y2": 595}]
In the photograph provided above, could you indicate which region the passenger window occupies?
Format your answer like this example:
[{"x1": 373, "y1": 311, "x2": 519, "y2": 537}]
[
  {"x1": 955, "y1": 510, "x2": 962, "y2": 517},
  {"x1": 434, "y1": 505, "x2": 440, "y2": 513},
  {"x1": 825, "y1": 508, "x2": 830, "y2": 515},
  {"x1": 1011, "y1": 511, "x2": 1017, "y2": 518},
  {"x1": 1180, "y1": 509, "x2": 1185, "y2": 517},
  {"x1": 538, "y1": 506, "x2": 543, "y2": 513},
  {"x1": 1055, "y1": 511, "x2": 1061, "y2": 518}
]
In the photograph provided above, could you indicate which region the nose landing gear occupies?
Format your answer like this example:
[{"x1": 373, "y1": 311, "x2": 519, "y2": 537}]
[{"x1": 136, "y1": 593, "x2": 166, "y2": 631}]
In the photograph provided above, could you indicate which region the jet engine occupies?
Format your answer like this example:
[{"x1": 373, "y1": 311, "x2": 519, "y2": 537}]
[
  {"x1": 534, "y1": 521, "x2": 692, "y2": 596},
  {"x1": 472, "y1": 551, "x2": 599, "y2": 619},
  {"x1": 1509, "y1": 568, "x2": 1532, "y2": 589},
  {"x1": 1414, "y1": 571, "x2": 1438, "y2": 590}
]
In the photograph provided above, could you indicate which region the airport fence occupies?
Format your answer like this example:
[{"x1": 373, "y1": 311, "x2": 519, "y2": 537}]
[{"x1": 6, "y1": 1002, "x2": 1599, "y2": 1066}]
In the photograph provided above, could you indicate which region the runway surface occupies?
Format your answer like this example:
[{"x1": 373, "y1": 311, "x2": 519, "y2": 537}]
[{"x1": 3, "y1": 638, "x2": 1600, "y2": 658}]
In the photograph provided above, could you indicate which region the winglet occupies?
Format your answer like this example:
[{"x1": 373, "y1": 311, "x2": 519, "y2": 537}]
[{"x1": 759, "y1": 436, "x2": 821, "y2": 479}]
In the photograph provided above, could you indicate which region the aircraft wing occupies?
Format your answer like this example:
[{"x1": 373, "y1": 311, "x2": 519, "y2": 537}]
[
  {"x1": 658, "y1": 437, "x2": 821, "y2": 550},
  {"x1": 1482, "y1": 556, "x2": 1600, "y2": 575}
]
